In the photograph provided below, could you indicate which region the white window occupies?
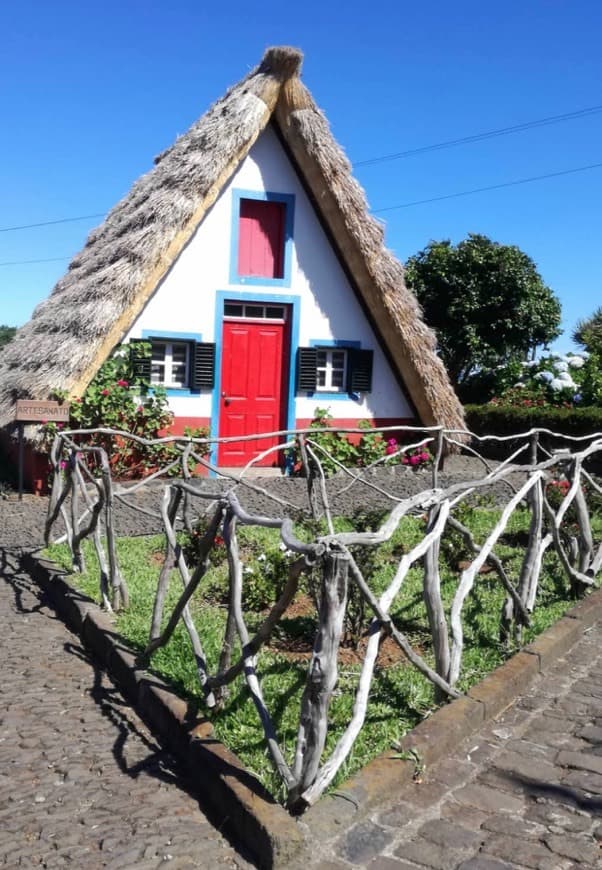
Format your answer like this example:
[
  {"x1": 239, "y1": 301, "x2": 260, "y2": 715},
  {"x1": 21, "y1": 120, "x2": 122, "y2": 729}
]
[
  {"x1": 224, "y1": 302, "x2": 286, "y2": 321},
  {"x1": 151, "y1": 341, "x2": 190, "y2": 388},
  {"x1": 316, "y1": 348, "x2": 347, "y2": 392}
]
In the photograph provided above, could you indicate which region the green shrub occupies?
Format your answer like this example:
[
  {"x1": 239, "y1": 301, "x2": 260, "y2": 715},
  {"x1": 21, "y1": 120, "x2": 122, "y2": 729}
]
[
  {"x1": 183, "y1": 521, "x2": 294, "y2": 611},
  {"x1": 42, "y1": 343, "x2": 209, "y2": 478},
  {"x1": 465, "y1": 404, "x2": 602, "y2": 440}
]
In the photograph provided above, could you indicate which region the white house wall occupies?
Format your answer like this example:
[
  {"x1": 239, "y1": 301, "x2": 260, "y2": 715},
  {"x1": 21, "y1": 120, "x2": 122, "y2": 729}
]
[{"x1": 125, "y1": 125, "x2": 413, "y2": 425}]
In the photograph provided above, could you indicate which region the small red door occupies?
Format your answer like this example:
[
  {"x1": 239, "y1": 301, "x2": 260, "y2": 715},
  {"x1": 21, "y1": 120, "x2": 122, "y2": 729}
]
[{"x1": 218, "y1": 313, "x2": 289, "y2": 466}]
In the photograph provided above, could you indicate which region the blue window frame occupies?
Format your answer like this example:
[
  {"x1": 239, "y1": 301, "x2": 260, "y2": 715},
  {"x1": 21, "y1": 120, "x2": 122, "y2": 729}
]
[
  {"x1": 141, "y1": 329, "x2": 204, "y2": 396},
  {"x1": 296, "y1": 340, "x2": 375, "y2": 401},
  {"x1": 229, "y1": 189, "x2": 295, "y2": 288}
]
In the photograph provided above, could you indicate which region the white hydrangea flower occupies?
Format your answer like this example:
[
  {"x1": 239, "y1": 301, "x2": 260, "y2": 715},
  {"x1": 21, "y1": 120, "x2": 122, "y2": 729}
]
[
  {"x1": 537, "y1": 371, "x2": 554, "y2": 382},
  {"x1": 559, "y1": 371, "x2": 576, "y2": 385},
  {"x1": 567, "y1": 356, "x2": 585, "y2": 368},
  {"x1": 554, "y1": 360, "x2": 569, "y2": 372},
  {"x1": 550, "y1": 378, "x2": 567, "y2": 390}
]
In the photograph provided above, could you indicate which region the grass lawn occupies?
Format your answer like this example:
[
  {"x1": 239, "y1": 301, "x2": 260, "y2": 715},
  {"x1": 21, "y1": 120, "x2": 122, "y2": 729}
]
[{"x1": 45, "y1": 503, "x2": 599, "y2": 801}]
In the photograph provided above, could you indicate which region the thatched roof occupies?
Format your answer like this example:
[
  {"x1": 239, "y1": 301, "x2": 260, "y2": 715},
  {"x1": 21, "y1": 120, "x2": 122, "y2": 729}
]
[{"x1": 0, "y1": 46, "x2": 464, "y2": 431}]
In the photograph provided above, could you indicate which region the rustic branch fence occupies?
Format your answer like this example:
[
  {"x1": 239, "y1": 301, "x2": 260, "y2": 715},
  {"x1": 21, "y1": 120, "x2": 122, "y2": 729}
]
[{"x1": 45, "y1": 424, "x2": 602, "y2": 811}]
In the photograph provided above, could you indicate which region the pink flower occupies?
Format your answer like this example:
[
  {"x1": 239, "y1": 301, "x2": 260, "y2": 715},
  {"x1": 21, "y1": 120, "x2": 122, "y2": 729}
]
[
  {"x1": 409, "y1": 455, "x2": 420, "y2": 466},
  {"x1": 419, "y1": 452, "x2": 430, "y2": 462},
  {"x1": 385, "y1": 438, "x2": 398, "y2": 456},
  {"x1": 101, "y1": 389, "x2": 110, "y2": 396},
  {"x1": 117, "y1": 379, "x2": 129, "y2": 388}
]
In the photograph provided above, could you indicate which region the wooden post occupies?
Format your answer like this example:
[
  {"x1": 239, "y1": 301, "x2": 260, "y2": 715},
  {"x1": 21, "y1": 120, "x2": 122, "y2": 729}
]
[
  {"x1": 290, "y1": 547, "x2": 349, "y2": 807},
  {"x1": 17, "y1": 422, "x2": 24, "y2": 501}
]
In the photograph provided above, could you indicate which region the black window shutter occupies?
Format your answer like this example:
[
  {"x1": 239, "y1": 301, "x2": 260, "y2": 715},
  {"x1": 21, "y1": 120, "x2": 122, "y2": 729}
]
[
  {"x1": 347, "y1": 348, "x2": 374, "y2": 393},
  {"x1": 297, "y1": 347, "x2": 317, "y2": 392},
  {"x1": 129, "y1": 339, "x2": 151, "y2": 383},
  {"x1": 192, "y1": 342, "x2": 216, "y2": 390}
]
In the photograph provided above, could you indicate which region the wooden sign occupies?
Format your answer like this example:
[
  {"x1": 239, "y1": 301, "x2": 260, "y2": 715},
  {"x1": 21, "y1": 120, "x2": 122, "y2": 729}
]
[{"x1": 15, "y1": 400, "x2": 70, "y2": 423}]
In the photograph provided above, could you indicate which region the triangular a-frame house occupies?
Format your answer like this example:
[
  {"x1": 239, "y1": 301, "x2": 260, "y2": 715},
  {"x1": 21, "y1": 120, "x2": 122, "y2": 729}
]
[{"x1": 0, "y1": 47, "x2": 464, "y2": 467}]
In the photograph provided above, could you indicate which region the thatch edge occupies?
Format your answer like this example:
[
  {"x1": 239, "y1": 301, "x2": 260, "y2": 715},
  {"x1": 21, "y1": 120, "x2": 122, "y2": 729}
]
[{"x1": 273, "y1": 78, "x2": 464, "y2": 430}]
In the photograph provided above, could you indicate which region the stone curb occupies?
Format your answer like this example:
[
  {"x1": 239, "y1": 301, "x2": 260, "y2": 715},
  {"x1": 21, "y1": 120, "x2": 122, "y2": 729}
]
[
  {"x1": 23, "y1": 552, "x2": 602, "y2": 866},
  {"x1": 23, "y1": 553, "x2": 305, "y2": 870},
  {"x1": 302, "y1": 586, "x2": 602, "y2": 836}
]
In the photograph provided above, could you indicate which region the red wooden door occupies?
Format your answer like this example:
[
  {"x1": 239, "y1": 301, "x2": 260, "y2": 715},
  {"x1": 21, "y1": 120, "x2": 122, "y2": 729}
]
[{"x1": 218, "y1": 317, "x2": 289, "y2": 466}]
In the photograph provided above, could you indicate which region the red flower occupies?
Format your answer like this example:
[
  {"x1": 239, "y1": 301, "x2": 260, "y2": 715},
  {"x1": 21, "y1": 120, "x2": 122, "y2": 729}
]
[
  {"x1": 101, "y1": 389, "x2": 110, "y2": 396},
  {"x1": 117, "y1": 379, "x2": 129, "y2": 388}
]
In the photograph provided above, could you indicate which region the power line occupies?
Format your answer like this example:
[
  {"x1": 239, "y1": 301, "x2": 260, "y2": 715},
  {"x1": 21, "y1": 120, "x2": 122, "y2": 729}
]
[
  {"x1": 373, "y1": 160, "x2": 602, "y2": 213},
  {"x1": 0, "y1": 213, "x2": 106, "y2": 234},
  {"x1": 2, "y1": 158, "x2": 599, "y2": 267},
  {"x1": 2, "y1": 102, "x2": 602, "y2": 235},
  {"x1": 0, "y1": 255, "x2": 70, "y2": 267},
  {"x1": 355, "y1": 104, "x2": 602, "y2": 167},
  {"x1": 1, "y1": 159, "x2": 601, "y2": 266}
]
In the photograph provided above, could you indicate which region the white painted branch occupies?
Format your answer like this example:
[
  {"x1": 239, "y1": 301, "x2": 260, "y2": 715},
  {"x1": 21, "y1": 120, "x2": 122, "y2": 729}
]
[
  {"x1": 344, "y1": 550, "x2": 458, "y2": 697},
  {"x1": 238, "y1": 438, "x2": 296, "y2": 479},
  {"x1": 566, "y1": 461, "x2": 594, "y2": 573},
  {"x1": 543, "y1": 496, "x2": 594, "y2": 592},
  {"x1": 305, "y1": 441, "x2": 335, "y2": 535},
  {"x1": 516, "y1": 476, "x2": 544, "y2": 625},
  {"x1": 159, "y1": 486, "x2": 214, "y2": 699},
  {"x1": 447, "y1": 516, "x2": 529, "y2": 627},
  {"x1": 208, "y1": 557, "x2": 305, "y2": 689},
  {"x1": 291, "y1": 547, "x2": 349, "y2": 802},
  {"x1": 297, "y1": 619, "x2": 381, "y2": 808},
  {"x1": 449, "y1": 473, "x2": 543, "y2": 686},
  {"x1": 223, "y1": 511, "x2": 296, "y2": 790},
  {"x1": 423, "y1": 504, "x2": 451, "y2": 691},
  {"x1": 149, "y1": 487, "x2": 182, "y2": 643}
]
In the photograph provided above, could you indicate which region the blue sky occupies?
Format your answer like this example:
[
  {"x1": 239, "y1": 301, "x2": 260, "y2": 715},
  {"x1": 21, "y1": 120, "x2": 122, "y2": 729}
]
[{"x1": 2, "y1": 0, "x2": 601, "y2": 352}]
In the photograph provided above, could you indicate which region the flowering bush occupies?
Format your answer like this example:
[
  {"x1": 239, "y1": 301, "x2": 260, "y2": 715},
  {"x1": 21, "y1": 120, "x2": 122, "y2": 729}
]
[
  {"x1": 546, "y1": 478, "x2": 570, "y2": 509},
  {"x1": 401, "y1": 446, "x2": 432, "y2": 468},
  {"x1": 184, "y1": 523, "x2": 293, "y2": 610},
  {"x1": 485, "y1": 351, "x2": 602, "y2": 409},
  {"x1": 42, "y1": 343, "x2": 208, "y2": 478},
  {"x1": 290, "y1": 409, "x2": 432, "y2": 476}
]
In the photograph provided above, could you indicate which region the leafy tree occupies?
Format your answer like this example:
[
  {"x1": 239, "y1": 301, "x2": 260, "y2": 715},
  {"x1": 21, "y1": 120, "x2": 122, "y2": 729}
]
[
  {"x1": 404, "y1": 234, "x2": 562, "y2": 390},
  {"x1": 572, "y1": 306, "x2": 602, "y2": 354},
  {"x1": 0, "y1": 325, "x2": 16, "y2": 351}
]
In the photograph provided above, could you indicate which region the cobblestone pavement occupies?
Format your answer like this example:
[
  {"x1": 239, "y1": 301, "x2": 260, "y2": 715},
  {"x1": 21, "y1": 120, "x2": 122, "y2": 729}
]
[
  {"x1": 309, "y1": 622, "x2": 602, "y2": 869},
  {"x1": 0, "y1": 549, "x2": 255, "y2": 869}
]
